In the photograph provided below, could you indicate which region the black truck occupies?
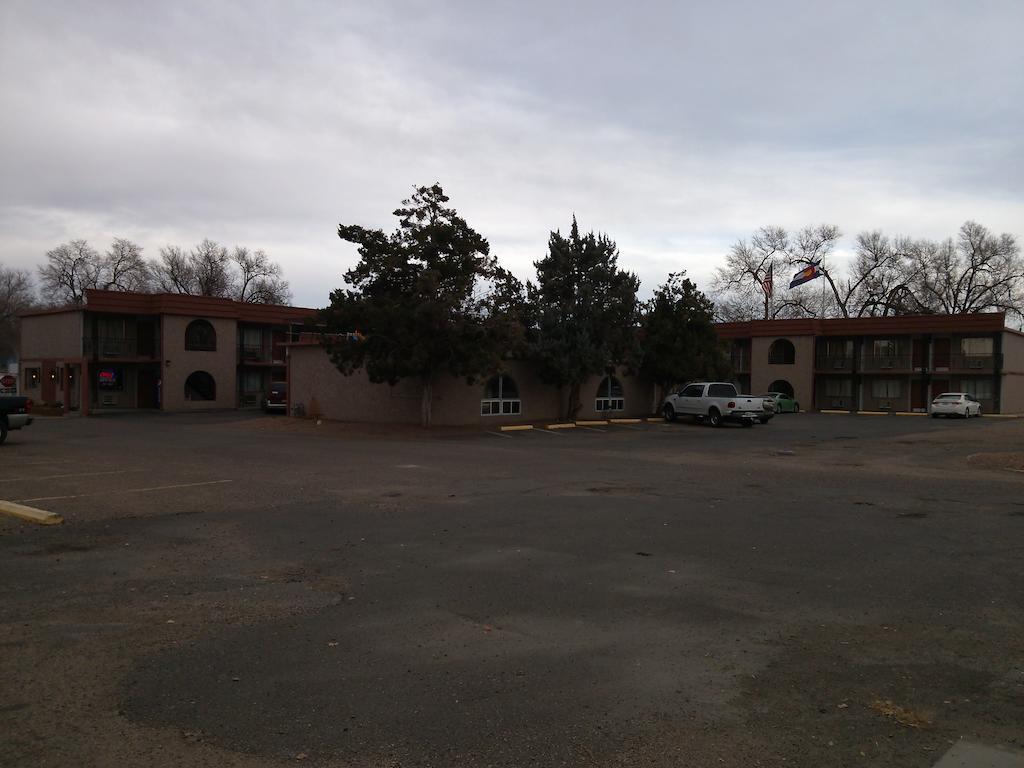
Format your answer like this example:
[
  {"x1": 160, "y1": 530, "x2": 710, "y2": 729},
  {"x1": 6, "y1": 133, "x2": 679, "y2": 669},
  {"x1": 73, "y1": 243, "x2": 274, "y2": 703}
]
[{"x1": 0, "y1": 395, "x2": 33, "y2": 444}]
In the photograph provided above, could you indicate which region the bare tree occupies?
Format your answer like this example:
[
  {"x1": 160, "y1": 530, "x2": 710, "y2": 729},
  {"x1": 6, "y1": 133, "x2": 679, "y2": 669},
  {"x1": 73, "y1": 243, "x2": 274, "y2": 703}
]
[
  {"x1": 152, "y1": 245, "x2": 195, "y2": 294},
  {"x1": 101, "y1": 238, "x2": 151, "y2": 292},
  {"x1": 906, "y1": 222, "x2": 1023, "y2": 321},
  {"x1": 233, "y1": 247, "x2": 292, "y2": 304},
  {"x1": 38, "y1": 240, "x2": 103, "y2": 305},
  {"x1": 0, "y1": 265, "x2": 36, "y2": 361},
  {"x1": 712, "y1": 226, "x2": 788, "y2": 320},
  {"x1": 151, "y1": 240, "x2": 292, "y2": 304},
  {"x1": 38, "y1": 238, "x2": 152, "y2": 305},
  {"x1": 190, "y1": 239, "x2": 236, "y2": 297}
]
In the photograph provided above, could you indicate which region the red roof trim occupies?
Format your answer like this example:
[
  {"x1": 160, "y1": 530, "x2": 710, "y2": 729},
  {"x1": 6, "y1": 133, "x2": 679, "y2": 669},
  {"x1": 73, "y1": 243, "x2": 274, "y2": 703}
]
[
  {"x1": 79, "y1": 289, "x2": 318, "y2": 323},
  {"x1": 715, "y1": 312, "x2": 1007, "y2": 339}
]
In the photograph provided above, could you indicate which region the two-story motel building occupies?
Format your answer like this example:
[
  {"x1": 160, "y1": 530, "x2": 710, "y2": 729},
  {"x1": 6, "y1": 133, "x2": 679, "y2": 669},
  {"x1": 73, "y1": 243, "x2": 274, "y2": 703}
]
[
  {"x1": 716, "y1": 312, "x2": 1024, "y2": 414},
  {"x1": 18, "y1": 290, "x2": 316, "y2": 414}
]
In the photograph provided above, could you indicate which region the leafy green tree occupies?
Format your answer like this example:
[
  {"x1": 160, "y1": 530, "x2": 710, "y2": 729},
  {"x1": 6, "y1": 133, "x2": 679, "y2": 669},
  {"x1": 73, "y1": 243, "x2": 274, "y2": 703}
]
[
  {"x1": 527, "y1": 217, "x2": 640, "y2": 420},
  {"x1": 640, "y1": 272, "x2": 727, "y2": 408},
  {"x1": 323, "y1": 184, "x2": 524, "y2": 426}
]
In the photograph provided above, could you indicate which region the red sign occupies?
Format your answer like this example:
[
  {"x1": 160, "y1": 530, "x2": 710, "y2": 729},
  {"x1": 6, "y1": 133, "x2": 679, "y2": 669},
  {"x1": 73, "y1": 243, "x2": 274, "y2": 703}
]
[{"x1": 0, "y1": 374, "x2": 15, "y2": 388}]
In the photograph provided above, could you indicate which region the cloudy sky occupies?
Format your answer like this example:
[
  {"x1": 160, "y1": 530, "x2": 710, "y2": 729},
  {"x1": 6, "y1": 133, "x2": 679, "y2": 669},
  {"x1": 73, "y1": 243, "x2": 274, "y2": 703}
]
[{"x1": 1, "y1": 0, "x2": 1022, "y2": 307}]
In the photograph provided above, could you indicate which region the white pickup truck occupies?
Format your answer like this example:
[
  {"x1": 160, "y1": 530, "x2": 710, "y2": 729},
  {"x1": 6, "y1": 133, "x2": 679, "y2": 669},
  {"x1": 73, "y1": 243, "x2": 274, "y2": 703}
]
[{"x1": 662, "y1": 382, "x2": 769, "y2": 427}]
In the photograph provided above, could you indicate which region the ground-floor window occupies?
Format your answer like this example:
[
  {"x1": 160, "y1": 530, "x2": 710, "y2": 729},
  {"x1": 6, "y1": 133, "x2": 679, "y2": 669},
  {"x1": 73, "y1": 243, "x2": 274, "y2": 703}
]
[
  {"x1": 595, "y1": 376, "x2": 624, "y2": 411},
  {"x1": 23, "y1": 367, "x2": 40, "y2": 389},
  {"x1": 824, "y1": 378, "x2": 852, "y2": 397},
  {"x1": 185, "y1": 370, "x2": 216, "y2": 401},
  {"x1": 768, "y1": 379, "x2": 794, "y2": 397},
  {"x1": 481, "y1": 374, "x2": 521, "y2": 415},
  {"x1": 871, "y1": 379, "x2": 901, "y2": 398},
  {"x1": 960, "y1": 378, "x2": 993, "y2": 400}
]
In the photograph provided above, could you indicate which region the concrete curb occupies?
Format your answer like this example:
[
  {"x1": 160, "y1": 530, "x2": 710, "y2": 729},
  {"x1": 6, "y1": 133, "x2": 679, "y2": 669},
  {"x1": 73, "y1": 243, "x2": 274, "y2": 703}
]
[
  {"x1": 609, "y1": 418, "x2": 643, "y2": 424},
  {"x1": 546, "y1": 423, "x2": 576, "y2": 430},
  {"x1": 575, "y1": 420, "x2": 609, "y2": 426},
  {"x1": 0, "y1": 500, "x2": 63, "y2": 526},
  {"x1": 499, "y1": 424, "x2": 534, "y2": 432}
]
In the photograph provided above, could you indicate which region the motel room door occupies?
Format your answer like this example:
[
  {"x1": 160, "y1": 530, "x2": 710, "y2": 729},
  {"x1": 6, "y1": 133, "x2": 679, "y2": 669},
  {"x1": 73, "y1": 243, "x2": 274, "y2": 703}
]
[
  {"x1": 137, "y1": 368, "x2": 159, "y2": 409},
  {"x1": 930, "y1": 379, "x2": 950, "y2": 401},
  {"x1": 911, "y1": 381, "x2": 928, "y2": 411}
]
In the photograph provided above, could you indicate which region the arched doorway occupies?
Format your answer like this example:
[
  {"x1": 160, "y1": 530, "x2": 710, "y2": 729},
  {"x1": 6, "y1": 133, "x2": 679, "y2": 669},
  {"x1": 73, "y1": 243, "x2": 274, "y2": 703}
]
[{"x1": 768, "y1": 379, "x2": 794, "y2": 397}]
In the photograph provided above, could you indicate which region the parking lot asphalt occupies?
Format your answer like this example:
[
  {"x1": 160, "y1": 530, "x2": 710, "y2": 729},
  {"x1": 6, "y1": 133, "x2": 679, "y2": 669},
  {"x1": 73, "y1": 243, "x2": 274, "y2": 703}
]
[{"x1": 1, "y1": 412, "x2": 1023, "y2": 767}]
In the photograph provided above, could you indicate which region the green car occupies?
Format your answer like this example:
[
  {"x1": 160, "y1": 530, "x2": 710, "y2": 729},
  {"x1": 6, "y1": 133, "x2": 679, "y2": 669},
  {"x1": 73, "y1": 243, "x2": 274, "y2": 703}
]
[{"x1": 766, "y1": 392, "x2": 800, "y2": 413}]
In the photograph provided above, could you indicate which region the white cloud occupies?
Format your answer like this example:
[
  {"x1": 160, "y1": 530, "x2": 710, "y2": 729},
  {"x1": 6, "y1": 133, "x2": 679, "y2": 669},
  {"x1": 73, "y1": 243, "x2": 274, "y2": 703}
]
[{"x1": 1, "y1": 0, "x2": 1021, "y2": 307}]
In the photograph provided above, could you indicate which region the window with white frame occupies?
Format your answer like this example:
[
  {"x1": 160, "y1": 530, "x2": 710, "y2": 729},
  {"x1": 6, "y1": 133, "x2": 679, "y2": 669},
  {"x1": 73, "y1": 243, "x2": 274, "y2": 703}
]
[
  {"x1": 960, "y1": 337, "x2": 993, "y2": 355},
  {"x1": 481, "y1": 375, "x2": 521, "y2": 415},
  {"x1": 871, "y1": 379, "x2": 901, "y2": 399},
  {"x1": 961, "y1": 378, "x2": 993, "y2": 400},
  {"x1": 595, "y1": 376, "x2": 625, "y2": 411}
]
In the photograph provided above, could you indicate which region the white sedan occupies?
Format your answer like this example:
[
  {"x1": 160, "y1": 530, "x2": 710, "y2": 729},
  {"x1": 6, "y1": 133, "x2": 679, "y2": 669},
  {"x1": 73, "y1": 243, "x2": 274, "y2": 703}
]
[{"x1": 930, "y1": 392, "x2": 982, "y2": 418}]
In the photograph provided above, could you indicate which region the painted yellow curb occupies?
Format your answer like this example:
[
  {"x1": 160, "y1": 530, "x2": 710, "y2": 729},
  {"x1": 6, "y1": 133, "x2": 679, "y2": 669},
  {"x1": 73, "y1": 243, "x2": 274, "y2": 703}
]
[
  {"x1": 575, "y1": 420, "x2": 609, "y2": 426},
  {"x1": 0, "y1": 500, "x2": 64, "y2": 526},
  {"x1": 894, "y1": 412, "x2": 927, "y2": 416},
  {"x1": 819, "y1": 409, "x2": 850, "y2": 414},
  {"x1": 546, "y1": 423, "x2": 576, "y2": 430},
  {"x1": 987, "y1": 414, "x2": 1022, "y2": 418},
  {"x1": 499, "y1": 424, "x2": 534, "y2": 432},
  {"x1": 859, "y1": 411, "x2": 889, "y2": 416},
  {"x1": 609, "y1": 418, "x2": 643, "y2": 424}
]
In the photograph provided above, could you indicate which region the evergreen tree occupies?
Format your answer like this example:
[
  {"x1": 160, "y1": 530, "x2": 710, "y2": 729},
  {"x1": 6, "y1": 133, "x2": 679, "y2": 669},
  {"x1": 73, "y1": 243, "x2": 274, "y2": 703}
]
[
  {"x1": 640, "y1": 272, "x2": 727, "y2": 408},
  {"x1": 323, "y1": 184, "x2": 523, "y2": 426},
  {"x1": 527, "y1": 217, "x2": 640, "y2": 420}
]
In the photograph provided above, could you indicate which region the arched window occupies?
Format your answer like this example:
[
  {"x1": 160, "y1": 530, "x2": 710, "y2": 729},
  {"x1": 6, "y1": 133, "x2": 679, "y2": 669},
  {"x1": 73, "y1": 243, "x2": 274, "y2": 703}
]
[
  {"x1": 595, "y1": 376, "x2": 624, "y2": 412},
  {"x1": 768, "y1": 338, "x2": 795, "y2": 364},
  {"x1": 768, "y1": 379, "x2": 794, "y2": 398},
  {"x1": 185, "y1": 319, "x2": 217, "y2": 351},
  {"x1": 184, "y1": 371, "x2": 216, "y2": 401},
  {"x1": 481, "y1": 375, "x2": 521, "y2": 415}
]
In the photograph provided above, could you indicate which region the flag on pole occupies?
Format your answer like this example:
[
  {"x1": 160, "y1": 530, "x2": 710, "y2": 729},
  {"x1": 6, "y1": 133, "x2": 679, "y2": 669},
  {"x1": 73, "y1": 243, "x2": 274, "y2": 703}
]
[
  {"x1": 789, "y1": 263, "x2": 822, "y2": 289},
  {"x1": 761, "y1": 266, "x2": 774, "y2": 298}
]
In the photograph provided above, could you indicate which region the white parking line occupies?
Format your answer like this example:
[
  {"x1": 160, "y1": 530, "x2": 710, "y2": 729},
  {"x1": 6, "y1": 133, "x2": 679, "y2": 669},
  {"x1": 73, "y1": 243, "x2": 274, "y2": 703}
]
[
  {"x1": 0, "y1": 469, "x2": 144, "y2": 483},
  {"x1": 16, "y1": 480, "x2": 234, "y2": 503}
]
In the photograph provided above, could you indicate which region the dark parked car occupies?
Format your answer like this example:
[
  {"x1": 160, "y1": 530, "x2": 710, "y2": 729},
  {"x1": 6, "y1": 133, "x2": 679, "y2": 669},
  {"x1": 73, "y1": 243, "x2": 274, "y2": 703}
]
[
  {"x1": 0, "y1": 395, "x2": 34, "y2": 444},
  {"x1": 263, "y1": 382, "x2": 287, "y2": 414}
]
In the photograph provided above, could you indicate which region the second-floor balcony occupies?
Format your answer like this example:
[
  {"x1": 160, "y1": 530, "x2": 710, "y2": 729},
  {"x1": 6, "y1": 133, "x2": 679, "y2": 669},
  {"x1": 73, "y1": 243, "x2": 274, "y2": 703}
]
[
  {"x1": 239, "y1": 344, "x2": 285, "y2": 364},
  {"x1": 860, "y1": 354, "x2": 913, "y2": 371},
  {"x1": 948, "y1": 353, "x2": 1000, "y2": 371},
  {"x1": 815, "y1": 355, "x2": 854, "y2": 372},
  {"x1": 83, "y1": 335, "x2": 159, "y2": 358}
]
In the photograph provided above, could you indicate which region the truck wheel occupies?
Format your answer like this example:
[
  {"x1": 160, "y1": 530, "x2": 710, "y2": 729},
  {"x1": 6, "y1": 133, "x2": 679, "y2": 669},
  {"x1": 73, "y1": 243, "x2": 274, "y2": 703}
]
[
  {"x1": 707, "y1": 408, "x2": 722, "y2": 428},
  {"x1": 0, "y1": 418, "x2": 7, "y2": 445},
  {"x1": 662, "y1": 404, "x2": 676, "y2": 422},
  {"x1": 742, "y1": 419, "x2": 754, "y2": 428},
  {"x1": 759, "y1": 417, "x2": 769, "y2": 425}
]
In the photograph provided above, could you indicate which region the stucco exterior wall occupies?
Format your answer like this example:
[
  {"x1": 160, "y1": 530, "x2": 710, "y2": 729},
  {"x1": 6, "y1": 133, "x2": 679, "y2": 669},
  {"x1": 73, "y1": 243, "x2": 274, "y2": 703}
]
[
  {"x1": 160, "y1": 315, "x2": 238, "y2": 410},
  {"x1": 1000, "y1": 331, "x2": 1024, "y2": 413},
  {"x1": 289, "y1": 346, "x2": 422, "y2": 423},
  {"x1": 573, "y1": 368, "x2": 656, "y2": 420},
  {"x1": 750, "y1": 335, "x2": 815, "y2": 408},
  {"x1": 20, "y1": 312, "x2": 83, "y2": 359},
  {"x1": 289, "y1": 348, "x2": 656, "y2": 426}
]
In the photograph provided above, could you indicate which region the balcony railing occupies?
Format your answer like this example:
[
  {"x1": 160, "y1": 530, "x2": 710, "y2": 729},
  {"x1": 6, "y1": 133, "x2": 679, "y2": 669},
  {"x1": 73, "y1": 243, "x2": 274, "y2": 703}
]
[
  {"x1": 239, "y1": 343, "x2": 267, "y2": 362},
  {"x1": 83, "y1": 336, "x2": 159, "y2": 358},
  {"x1": 949, "y1": 353, "x2": 999, "y2": 371},
  {"x1": 815, "y1": 355, "x2": 854, "y2": 371},
  {"x1": 860, "y1": 354, "x2": 912, "y2": 371}
]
